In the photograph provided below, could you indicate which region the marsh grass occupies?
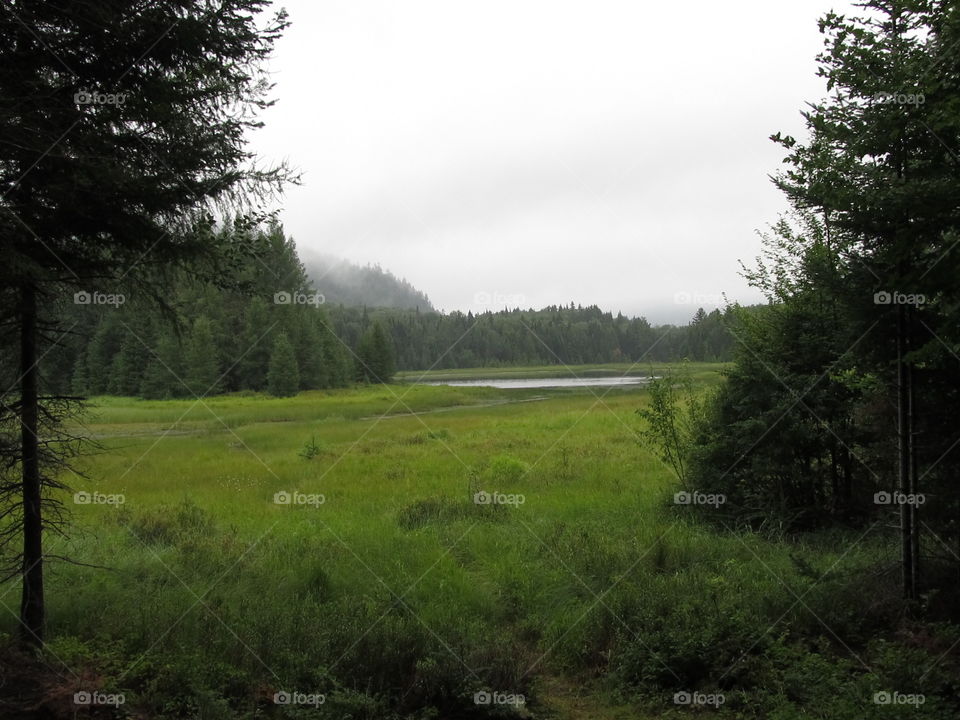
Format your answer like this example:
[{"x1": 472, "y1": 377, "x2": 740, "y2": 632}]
[{"x1": 5, "y1": 365, "x2": 953, "y2": 719}]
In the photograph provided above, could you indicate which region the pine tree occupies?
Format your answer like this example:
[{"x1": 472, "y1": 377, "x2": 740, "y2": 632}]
[
  {"x1": 107, "y1": 327, "x2": 150, "y2": 396},
  {"x1": 70, "y1": 352, "x2": 89, "y2": 396},
  {"x1": 769, "y1": 3, "x2": 960, "y2": 599},
  {"x1": 295, "y1": 311, "x2": 328, "y2": 389},
  {"x1": 84, "y1": 314, "x2": 124, "y2": 395},
  {"x1": 184, "y1": 316, "x2": 221, "y2": 396},
  {"x1": 267, "y1": 332, "x2": 300, "y2": 397},
  {"x1": 0, "y1": 0, "x2": 291, "y2": 645},
  {"x1": 357, "y1": 321, "x2": 395, "y2": 383},
  {"x1": 320, "y1": 315, "x2": 351, "y2": 387},
  {"x1": 140, "y1": 331, "x2": 185, "y2": 399},
  {"x1": 237, "y1": 297, "x2": 273, "y2": 391}
]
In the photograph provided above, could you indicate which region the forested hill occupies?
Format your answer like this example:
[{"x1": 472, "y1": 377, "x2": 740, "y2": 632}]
[
  {"x1": 328, "y1": 304, "x2": 735, "y2": 370},
  {"x1": 302, "y1": 253, "x2": 434, "y2": 310},
  {"x1": 51, "y1": 223, "x2": 737, "y2": 399}
]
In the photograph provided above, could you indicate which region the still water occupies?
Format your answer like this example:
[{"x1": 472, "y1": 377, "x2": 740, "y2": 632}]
[{"x1": 415, "y1": 376, "x2": 653, "y2": 389}]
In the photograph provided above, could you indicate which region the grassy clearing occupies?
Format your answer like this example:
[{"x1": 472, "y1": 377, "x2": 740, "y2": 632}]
[{"x1": 1, "y1": 363, "x2": 952, "y2": 719}]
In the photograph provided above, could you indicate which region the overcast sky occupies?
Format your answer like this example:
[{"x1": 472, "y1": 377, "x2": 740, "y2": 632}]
[{"x1": 251, "y1": 0, "x2": 840, "y2": 323}]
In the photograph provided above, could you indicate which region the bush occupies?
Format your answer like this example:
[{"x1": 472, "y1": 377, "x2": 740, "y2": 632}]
[
  {"x1": 120, "y1": 497, "x2": 214, "y2": 546},
  {"x1": 486, "y1": 455, "x2": 528, "y2": 486}
]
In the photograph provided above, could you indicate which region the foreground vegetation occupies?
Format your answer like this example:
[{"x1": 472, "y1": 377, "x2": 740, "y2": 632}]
[{"x1": 1, "y1": 368, "x2": 956, "y2": 718}]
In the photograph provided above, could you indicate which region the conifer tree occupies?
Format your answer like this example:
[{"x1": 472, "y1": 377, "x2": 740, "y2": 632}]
[
  {"x1": 184, "y1": 317, "x2": 221, "y2": 396},
  {"x1": 267, "y1": 332, "x2": 300, "y2": 397},
  {"x1": 357, "y1": 321, "x2": 395, "y2": 383}
]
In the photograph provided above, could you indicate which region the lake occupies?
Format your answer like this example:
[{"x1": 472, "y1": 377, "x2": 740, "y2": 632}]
[{"x1": 413, "y1": 376, "x2": 654, "y2": 389}]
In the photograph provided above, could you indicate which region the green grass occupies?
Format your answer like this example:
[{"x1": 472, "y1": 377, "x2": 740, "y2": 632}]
[{"x1": 3, "y1": 363, "x2": 954, "y2": 719}]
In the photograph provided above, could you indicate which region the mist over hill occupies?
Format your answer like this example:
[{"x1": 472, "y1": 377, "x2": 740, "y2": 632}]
[{"x1": 302, "y1": 252, "x2": 434, "y2": 310}]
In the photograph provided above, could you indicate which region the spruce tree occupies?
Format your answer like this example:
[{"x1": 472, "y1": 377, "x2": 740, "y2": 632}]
[
  {"x1": 357, "y1": 321, "x2": 395, "y2": 383},
  {"x1": 770, "y1": 2, "x2": 960, "y2": 599},
  {"x1": 0, "y1": 0, "x2": 290, "y2": 644},
  {"x1": 184, "y1": 316, "x2": 221, "y2": 396},
  {"x1": 107, "y1": 327, "x2": 150, "y2": 396},
  {"x1": 140, "y1": 331, "x2": 185, "y2": 400},
  {"x1": 267, "y1": 332, "x2": 300, "y2": 397},
  {"x1": 237, "y1": 297, "x2": 273, "y2": 391},
  {"x1": 296, "y1": 312, "x2": 327, "y2": 390},
  {"x1": 70, "y1": 352, "x2": 89, "y2": 397}
]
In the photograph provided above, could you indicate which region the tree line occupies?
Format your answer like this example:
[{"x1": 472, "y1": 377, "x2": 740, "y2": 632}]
[
  {"x1": 330, "y1": 303, "x2": 735, "y2": 371},
  {"x1": 54, "y1": 288, "x2": 737, "y2": 399},
  {"x1": 47, "y1": 229, "x2": 739, "y2": 398}
]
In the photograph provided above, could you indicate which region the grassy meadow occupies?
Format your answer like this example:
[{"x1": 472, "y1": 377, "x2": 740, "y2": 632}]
[{"x1": 2, "y1": 364, "x2": 954, "y2": 719}]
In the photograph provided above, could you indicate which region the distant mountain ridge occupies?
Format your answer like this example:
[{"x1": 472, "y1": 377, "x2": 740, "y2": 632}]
[{"x1": 302, "y1": 253, "x2": 434, "y2": 311}]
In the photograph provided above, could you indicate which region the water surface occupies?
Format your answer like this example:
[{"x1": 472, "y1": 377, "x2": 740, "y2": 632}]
[{"x1": 415, "y1": 376, "x2": 653, "y2": 389}]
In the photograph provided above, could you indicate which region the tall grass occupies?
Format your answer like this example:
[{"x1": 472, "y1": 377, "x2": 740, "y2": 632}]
[{"x1": 4, "y1": 366, "x2": 954, "y2": 719}]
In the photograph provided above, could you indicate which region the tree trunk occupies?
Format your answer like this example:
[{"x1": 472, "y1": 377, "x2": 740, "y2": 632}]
[
  {"x1": 897, "y1": 302, "x2": 918, "y2": 600},
  {"x1": 19, "y1": 282, "x2": 44, "y2": 646},
  {"x1": 906, "y1": 307, "x2": 920, "y2": 597}
]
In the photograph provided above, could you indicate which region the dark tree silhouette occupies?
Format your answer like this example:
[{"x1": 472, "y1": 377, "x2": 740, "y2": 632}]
[{"x1": 0, "y1": 0, "x2": 292, "y2": 645}]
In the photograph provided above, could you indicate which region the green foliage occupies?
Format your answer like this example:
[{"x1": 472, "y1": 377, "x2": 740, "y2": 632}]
[
  {"x1": 70, "y1": 351, "x2": 89, "y2": 396},
  {"x1": 107, "y1": 321, "x2": 151, "y2": 396},
  {"x1": 485, "y1": 454, "x2": 529, "y2": 486},
  {"x1": 331, "y1": 303, "x2": 738, "y2": 371},
  {"x1": 686, "y1": 296, "x2": 870, "y2": 532},
  {"x1": 43, "y1": 224, "x2": 740, "y2": 399},
  {"x1": 184, "y1": 316, "x2": 221, "y2": 396},
  {"x1": 236, "y1": 297, "x2": 272, "y2": 391},
  {"x1": 299, "y1": 435, "x2": 324, "y2": 460},
  {"x1": 139, "y1": 330, "x2": 184, "y2": 400},
  {"x1": 396, "y1": 497, "x2": 473, "y2": 530},
  {"x1": 45, "y1": 224, "x2": 354, "y2": 399},
  {"x1": 356, "y1": 321, "x2": 395, "y2": 383},
  {"x1": 121, "y1": 497, "x2": 215, "y2": 546},
  {"x1": 267, "y1": 332, "x2": 300, "y2": 397},
  {"x1": 683, "y1": 2, "x2": 960, "y2": 550},
  {"x1": 636, "y1": 364, "x2": 703, "y2": 489}
]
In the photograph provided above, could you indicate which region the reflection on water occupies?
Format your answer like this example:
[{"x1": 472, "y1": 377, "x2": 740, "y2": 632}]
[{"x1": 415, "y1": 376, "x2": 653, "y2": 389}]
